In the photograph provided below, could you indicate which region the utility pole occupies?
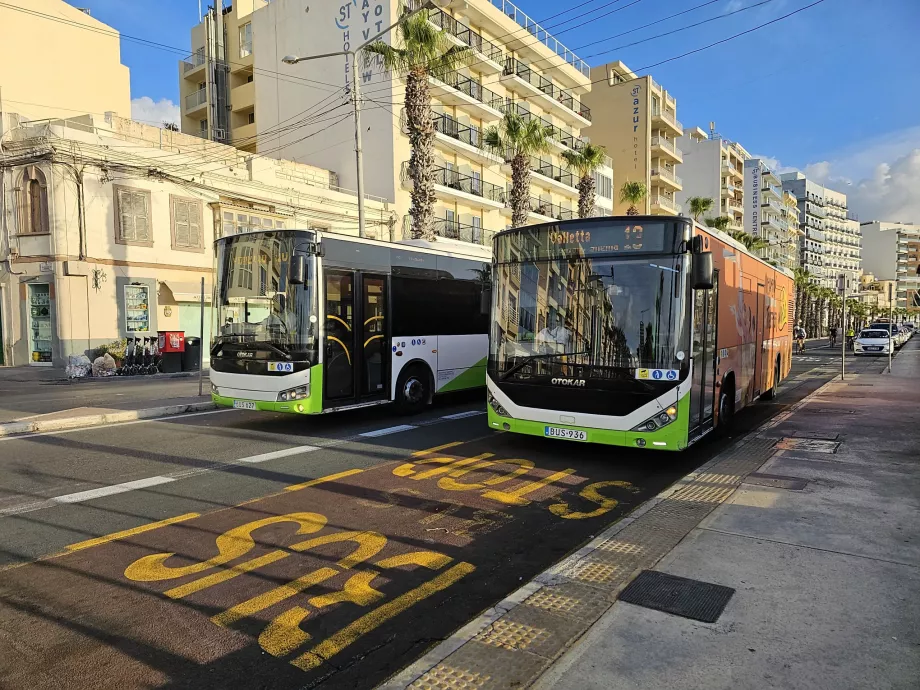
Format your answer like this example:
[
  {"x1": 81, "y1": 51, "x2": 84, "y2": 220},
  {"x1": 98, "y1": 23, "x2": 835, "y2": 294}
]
[
  {"x1": 888, "y1": 282, "x2": 894, "y2": 373},
  {"x1": 838, "y1": 274, "x2": 846, "y2": 381}
]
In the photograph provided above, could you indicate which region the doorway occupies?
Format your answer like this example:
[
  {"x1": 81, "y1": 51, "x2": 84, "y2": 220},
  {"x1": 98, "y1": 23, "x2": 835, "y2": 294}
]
[{"x1": 689, "y1": 270, "x2": 719, "y2": 435}]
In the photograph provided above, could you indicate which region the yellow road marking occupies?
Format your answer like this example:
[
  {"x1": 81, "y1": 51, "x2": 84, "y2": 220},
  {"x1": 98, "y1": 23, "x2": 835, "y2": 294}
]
[
  {"x1": 482, "y1": 469, "x2": 577, "y2": 506},
  {"x1": 66, "y1": 512, "x2": 201, "y2": 552},
  {"x1": 285, "y1": 468, "x2": 364, "y2": 492},
  {"x1": 212, "y1": 567, "x2": 339, "y2": 627},
  {"x1": 411, "y1": 441, "x2": 463, "y2": 457},
  {"x1": 166, "y1": 551, "x2": 290, "y2": 599}
]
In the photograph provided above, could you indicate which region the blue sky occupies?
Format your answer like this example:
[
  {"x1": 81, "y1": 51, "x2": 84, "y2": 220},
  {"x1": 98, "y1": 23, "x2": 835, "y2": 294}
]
[{"x1": 71, "y1": 0, "x2": 920, "y2": 219}]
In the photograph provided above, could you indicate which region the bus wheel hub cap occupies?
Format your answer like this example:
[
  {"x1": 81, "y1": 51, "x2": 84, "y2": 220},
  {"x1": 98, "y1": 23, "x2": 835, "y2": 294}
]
[{"x1": 404, "y1": 378, "x2": 423, "y2": 403}]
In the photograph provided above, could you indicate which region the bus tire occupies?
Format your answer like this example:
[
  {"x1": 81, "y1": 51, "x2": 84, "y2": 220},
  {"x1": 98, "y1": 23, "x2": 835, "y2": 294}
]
[
  {"x1": 761, "y1": 357, "x2": 781, "y2": 400},
  {"x1": 717, "y1": 377, "x2": 735, "y2": 436},
  {"x1": 396, "y1": 364, "x2": 431, "y2": 415}
]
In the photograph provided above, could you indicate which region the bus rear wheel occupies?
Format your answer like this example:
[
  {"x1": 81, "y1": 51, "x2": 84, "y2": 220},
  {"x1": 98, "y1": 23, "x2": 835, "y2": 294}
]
[
  {"x1": 396, "y1": 365, "x2": 431, "y2": 415},
  {"x1": 761, "y1": 360, "x2": 780, "y2": 401},
  {"x1": 717, "y1": 384, "x2": 735, "y2": 436}
]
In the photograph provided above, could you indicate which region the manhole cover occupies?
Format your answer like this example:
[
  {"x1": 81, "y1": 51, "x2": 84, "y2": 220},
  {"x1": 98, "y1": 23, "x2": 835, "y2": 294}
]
[
  {"x1": 775, "y1": 438, "x2": 840, "y2": 453},
  {"x1": 619, "y1": 571, "x2": 735, "y2": 623},
  {"x1": 793, "y1": 431, "x2": 840, "y2": 440},
  {"x1": 746, "y1": 473, "x2": 809, "y2": 490}
]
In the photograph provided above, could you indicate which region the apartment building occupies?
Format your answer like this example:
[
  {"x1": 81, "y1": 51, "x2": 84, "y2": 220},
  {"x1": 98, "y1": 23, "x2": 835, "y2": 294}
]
[
  {"x1": 581, "y1": 61, "x2": 683, "y2": 216},
  {"x1": 0, "y1": 111, "x2": 387, "y2": 368},
  {"x1": 860, "y1": 220, "x2": 920, "y2": 313},
  {"x1": 0, "y1": 0, "x2": 130, "y2": 121},
  {"x1": 677, "y1": 126, "x2": 750, "y2": 231},
  {"x1": 781, "y1": 173, "x2": 861, "y2": 291},
  {"x1": 229, "y1": 0, "x2": 612, "y2": 245},
  {"x1": 179, "y1": 0, "x2": 265, "y2": 150}
]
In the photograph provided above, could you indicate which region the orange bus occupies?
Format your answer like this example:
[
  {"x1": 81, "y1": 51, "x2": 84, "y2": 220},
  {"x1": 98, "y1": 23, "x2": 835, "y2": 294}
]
[{"x1": 486, "y1": 216, "x2": 794, "y2": 451}]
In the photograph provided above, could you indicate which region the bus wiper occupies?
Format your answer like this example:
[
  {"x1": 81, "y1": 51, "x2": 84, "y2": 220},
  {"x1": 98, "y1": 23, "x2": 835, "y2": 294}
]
[{"x1": 500, "y1": 351, "x2": 588, "y2": 381}]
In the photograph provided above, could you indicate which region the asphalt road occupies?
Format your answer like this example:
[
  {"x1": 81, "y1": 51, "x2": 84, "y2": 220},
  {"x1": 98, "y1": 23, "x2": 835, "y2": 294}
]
[{"x1": 0, "y1": 347, "x2": 894, "y2": 689}]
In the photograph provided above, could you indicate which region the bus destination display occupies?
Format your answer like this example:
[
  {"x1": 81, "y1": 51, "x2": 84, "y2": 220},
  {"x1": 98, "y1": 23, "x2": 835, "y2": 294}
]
[{"x1": 547, "y1": 223, "x2": 665, "y2": 254}]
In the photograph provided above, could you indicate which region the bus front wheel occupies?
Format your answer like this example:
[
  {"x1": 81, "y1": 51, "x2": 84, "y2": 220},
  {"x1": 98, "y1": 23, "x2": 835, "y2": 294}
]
[{"x1": 396, "y1": 365, "x2": 431, "y2": 415}]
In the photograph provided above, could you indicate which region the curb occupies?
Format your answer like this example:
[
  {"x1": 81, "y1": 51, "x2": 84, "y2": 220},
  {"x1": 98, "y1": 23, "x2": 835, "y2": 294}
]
[
  {"x1": 50, "y1": 370, "x2": 211, "y2": 386},
  {"x1": 0, "y1": 401, "x2": 218, "y2": 437},
  {"x1": 381, "y1": 375, "x2": 842, "y2": 690}
]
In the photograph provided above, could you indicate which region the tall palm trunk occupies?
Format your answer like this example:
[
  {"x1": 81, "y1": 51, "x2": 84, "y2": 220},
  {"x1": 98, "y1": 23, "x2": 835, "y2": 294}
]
[
  {"x1": 405, "y1": 69, "x2": 436, "y2": 240},
  {"x1": 577, "y1": 174, "x2": 595, "y2": 219},
  {"x1": 510, "y1": 155, "x2": 531, "y2": 228},
  {"x1": 794, "y1": 284, "x2": 804, "y2": 324}
]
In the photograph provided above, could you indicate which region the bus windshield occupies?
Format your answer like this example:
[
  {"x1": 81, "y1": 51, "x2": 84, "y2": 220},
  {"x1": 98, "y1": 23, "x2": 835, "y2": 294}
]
[
  {"x1": 212, "y1": 232, "x2": 318, "y2": 361},
  {"x1": 490, "y1": 253, "x2": 689, "y2": 385}
]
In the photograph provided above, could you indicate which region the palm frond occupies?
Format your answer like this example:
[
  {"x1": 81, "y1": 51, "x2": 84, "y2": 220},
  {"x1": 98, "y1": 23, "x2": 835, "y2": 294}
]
[
  {"x1": 484, "y1": 111, "x2": 551, "y2": 159},
  {"x1": 560, "y1": 143, "x2": 607, "y2": 178},
  {"x1": 619, "y1": 180, "x2": 647, "y2": 206},
  {"x1": 687, "y1": 196, "x2": 713, "y2": 221}
]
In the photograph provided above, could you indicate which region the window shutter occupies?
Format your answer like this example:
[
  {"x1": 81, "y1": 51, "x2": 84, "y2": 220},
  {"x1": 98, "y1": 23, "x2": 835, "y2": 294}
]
[
  {"x1": 189, "y1": 202, "x2": 202, "y2": 247},
  {"x1": 135, "y1": 193, "x2": 150, "y2": 241},
  {"x1": 119, "y1": 190, "x2": 136, "y2": 241},
  {"x1": 174, "y1": 200, "x2": 191, "y2": 247}
]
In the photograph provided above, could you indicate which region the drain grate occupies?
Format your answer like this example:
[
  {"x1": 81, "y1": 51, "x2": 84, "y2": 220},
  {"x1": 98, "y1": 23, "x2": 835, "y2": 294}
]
[
  {"x1": 775, "y1": 438, "x2": 840, "y2": 453},
  {"x1": 746, "y1": 473, "x2": 809, "y2": 490},
  {"x1": 618, "y1": 570, "x2": 735, "y2": 623}
]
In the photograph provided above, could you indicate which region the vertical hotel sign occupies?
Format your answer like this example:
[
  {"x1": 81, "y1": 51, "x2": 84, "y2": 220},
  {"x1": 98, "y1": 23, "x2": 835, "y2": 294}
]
[
  {"x1": 743, "y1": 158, "x2": 764, "y2": 238},
  {"x1": 336, "y1": 0, "x2": 388, "y2": 92},
  {"x1": 620, "y1": 77, "x2": 647, "y2": 212}
]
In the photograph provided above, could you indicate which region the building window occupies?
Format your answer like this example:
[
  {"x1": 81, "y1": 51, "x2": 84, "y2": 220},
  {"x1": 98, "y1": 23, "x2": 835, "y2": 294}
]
[
  {"x1": 248, "y1": 112, "x2": 255, "y2": 125},
  {"x1": 18, "y1": 165, "x2": 49, "y2": 234},
  {"x1": 235, "y1": 246, "x2": 254, "y2": 289},
  {"x1": 240, "y1": 23, "x2": 252, "y2": 57},
  {"x1": 169, "y1": 196, "x2": 204, "y2": 251},
  {"x1": 594, "y1": 171, "x2": 612, "y2": 199},
  {"x1": 113, "y1": 185, "x2": 153, "y2": 246}
]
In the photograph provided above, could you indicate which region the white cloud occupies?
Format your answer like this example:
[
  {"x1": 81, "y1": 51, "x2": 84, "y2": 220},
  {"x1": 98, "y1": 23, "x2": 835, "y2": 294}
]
[
  {"x1": 724, "y1": 0, "x2": 745, "y2": 12},
  {"x1": 751, "y1": 154, "x2": 797, "y2": 175},
  {"x1": 847, "y1": 149, "x2": 920, "y2": 225},
  {"x1": 130, "y1": 97, "x2": 180, "y2": 127}
]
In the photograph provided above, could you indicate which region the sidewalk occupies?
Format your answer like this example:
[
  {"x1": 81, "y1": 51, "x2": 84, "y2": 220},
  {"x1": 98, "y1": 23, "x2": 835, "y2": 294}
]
[{"x1": 387, "y1": 340, "x2": 920, "y2": 689}]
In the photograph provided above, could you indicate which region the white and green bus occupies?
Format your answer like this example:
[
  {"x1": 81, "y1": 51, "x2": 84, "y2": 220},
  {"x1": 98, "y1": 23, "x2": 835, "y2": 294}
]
[{"x1": 210, "y1": 229, "x2": 491, "y2": 415}]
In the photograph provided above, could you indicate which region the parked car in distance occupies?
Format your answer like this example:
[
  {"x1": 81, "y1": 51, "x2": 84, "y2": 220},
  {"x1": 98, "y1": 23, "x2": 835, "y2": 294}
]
[
  {"x1": 854, "y1": 329, "x2": 893, "y2": 356},
  {"x1": 867, "y1": 322, "x2": 903, "y2": 348}
]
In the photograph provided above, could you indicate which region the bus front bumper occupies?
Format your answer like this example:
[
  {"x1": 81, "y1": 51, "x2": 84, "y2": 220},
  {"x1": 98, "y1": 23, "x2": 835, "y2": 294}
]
[
  {"x1": 487, "y1": 407, "x2": 688, "y2": 451},
  {"x1": 212, "y1": 393, "x2": 321, "y2": 414}
]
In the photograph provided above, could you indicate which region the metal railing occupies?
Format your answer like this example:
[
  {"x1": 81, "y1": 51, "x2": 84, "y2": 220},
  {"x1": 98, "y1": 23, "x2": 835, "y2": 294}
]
[
  {"x1": 402, "y1": 215, "x2": 492, "y2": 246},
  {"x1": 430, "y1": 112, "x2": 488, "y2": 152},
  {"x1": 422, "y1": 5, "x2": 504, "y2": 65},
  {"x1": 401, "y1": 162, "x2": 503, "y2": 202},
  {"x1": 653, "y1": 109, "x2": 683, "y2": 131},
  {"x1": 432, "y1": 71, "x2": 503, "y2": 111},
  {"x1": 806, "y1": 203, "x2": 827, "y2": 218},
  {"x1": 531, "y1": 157, "x2": 576, "y2": 188},
  {"x1": 649, "y1": 78, "x2": 662, "y2": 92},
  {"x1": 183, "y1": 50, "x2": 206, "y2": 72},
  {"x1": 650, "y1": 194, "x2": 681, "y2": 213},
  {"x1": 761, "y1": 199, "x2": 784, "y2": 213},
  {"x1": 502, "y1": 58, "x2": 588, "y2": 121},
  {"x1": 651, "y1": 135, "x2": 681, "y2": 157},
  {"x1": 651, "y1": 167, "x2": 682, "y2": 185},
  {"x1": 185, "y1": 88, "x2": 207, "y2": 110},
  {"x1": 488, "y1": 0, "x2": 590, "y2": 76},
  {"x1": 500, "y1": 191, "x2": 574, "y2": 221}
]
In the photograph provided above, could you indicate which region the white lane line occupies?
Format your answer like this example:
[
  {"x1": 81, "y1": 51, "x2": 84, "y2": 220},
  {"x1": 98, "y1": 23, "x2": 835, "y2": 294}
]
[
  {"x1": 441, "y1": 410, "x2": 487, "y2": 420},
  {"x1": 52, "y1": 476, "x2": 176, "y2": 504},
  {"x1": 237, "y1": 445, "x2": 320, "y2": 463},
  {"x1": 359, "y1": 424, "x2": 417, "y2": 438}
]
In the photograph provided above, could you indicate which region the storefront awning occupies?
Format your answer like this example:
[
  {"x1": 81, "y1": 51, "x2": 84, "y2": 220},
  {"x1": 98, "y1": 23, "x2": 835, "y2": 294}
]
[{"x1": 159, "y1": 280, "x2": 212, "y2": 303}]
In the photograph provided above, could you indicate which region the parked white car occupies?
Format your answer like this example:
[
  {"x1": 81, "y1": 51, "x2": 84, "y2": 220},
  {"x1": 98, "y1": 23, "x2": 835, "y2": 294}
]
[{"x1": 854, "y1": 329, "x2": 893, "y2": 356}]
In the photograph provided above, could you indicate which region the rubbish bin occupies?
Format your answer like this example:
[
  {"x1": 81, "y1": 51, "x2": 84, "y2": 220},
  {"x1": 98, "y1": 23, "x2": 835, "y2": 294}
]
[
  {"x1": 158, "y1": 330, "x2": 185, "y2": 374},
  {"x1": 183, "y1": 337, "x2": 201, "y2": 372}
]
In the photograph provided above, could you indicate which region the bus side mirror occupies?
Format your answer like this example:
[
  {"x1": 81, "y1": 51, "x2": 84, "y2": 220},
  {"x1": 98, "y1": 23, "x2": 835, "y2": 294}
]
[
  {"x1": 289, "y1": 254, "x2": 307, "y2": 285},
  {"x1": 481, "y1": 286, "x2": 492, "y2": 315},
  {"x1": 692, "y1": 252, "x2": 714, "y2": 290}
]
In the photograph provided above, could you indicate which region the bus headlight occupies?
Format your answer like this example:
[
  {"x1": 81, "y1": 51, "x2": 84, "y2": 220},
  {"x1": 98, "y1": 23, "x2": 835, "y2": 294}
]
[
  {"x1": 211, "y1": 384, "x2": 220, "y2": 396},
  {"x1": 488, "y1": 393, "x2": 511, "y2": 418},
  {"x1": 632, "y1": 405, "x2": 678, "y2": 432},
  {"x1": 278, "y1": 385, "x2": 309, "y2": 402}
]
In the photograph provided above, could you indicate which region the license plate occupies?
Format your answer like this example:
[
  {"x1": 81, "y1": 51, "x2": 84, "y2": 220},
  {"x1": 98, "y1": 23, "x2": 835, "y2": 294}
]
[
  {"x1": 233, "y1": 400, "x2": 257, "y2": 410},
  {"x1": 866, "y1": 347, "x2": 881, "y2": 352},
  {"x1": 544, "y1": 426, "x2": 588, "y2": 441}
]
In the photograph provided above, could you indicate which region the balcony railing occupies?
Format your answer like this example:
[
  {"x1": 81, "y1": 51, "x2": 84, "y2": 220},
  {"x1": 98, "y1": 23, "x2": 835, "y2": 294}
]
[
  {"x1": 185, "y1": 88, "x2": 207, "y2": 110},
  {"x1": 432, "y1": 71, "x2": 503, "y2": 111},
  {"x1": 402, "y1": 215, "x2": 492, "y2": 246},
  {"x1": 806, "y1": 203, "x2": 827, "y2": 218},
  {"x1": 500, "y1": 191, "x2": 574, "y2": 221},
  {"x1": 652, "y1": 109, "x2": 683, "y2": 131},
  {"x1": 421, "y1": 5, "x2": 504, "y2": 65},
  {"x1": 651, "y1": 135, "x2": 681, "y2": 157},
  {"x1": 650, "y1": 194, "x2": 681, "y2": 213},
  {"x1": 487, "y1": 0, "x2": 589, "y2": 76},
  {"x1": 401, "y1": 162, "x2": 503, "y2": 202},
  {"x1": 430, "y1": 112, "x2": 488, "y2": 152},
  {"x1": 651, "y1": 167, "x2": 682, "y2": 186},
  {"x1": 183, "y1": 50, "x2": 206, "y2": 72},
  {"x1": 531, "y1": 157, "x2": 575, "y2": 188},
  {"x1": 502, "y1": 58, "x2": 589, "y2": 121}
]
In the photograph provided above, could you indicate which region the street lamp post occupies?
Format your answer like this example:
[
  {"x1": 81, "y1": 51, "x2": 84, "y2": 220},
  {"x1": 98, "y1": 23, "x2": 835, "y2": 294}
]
[{"x1": 282, "y1": 0, "x2": 445, "y2": 239}]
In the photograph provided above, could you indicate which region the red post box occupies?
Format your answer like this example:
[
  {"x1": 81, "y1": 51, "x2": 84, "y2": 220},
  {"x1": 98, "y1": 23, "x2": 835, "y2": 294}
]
[{"x1": 158, "y1": 331, "x2": 186, "y2": 353}]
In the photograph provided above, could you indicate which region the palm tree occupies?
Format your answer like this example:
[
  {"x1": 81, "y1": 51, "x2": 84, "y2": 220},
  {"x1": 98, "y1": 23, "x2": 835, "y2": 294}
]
[
  {"x1": 793, "y1": 267, "x2": 812, "y2": 325},
  {"x1": 561, "y1": 143, "x2": 608, "y2": 219},
  {"x1": 687, "y1": 196, "x2": 713, "y2": 222},
  {"x1": 619, "y1": 181, "x2": 647, "y2": 216},
  {"x1": 704, "y1": 216, "x2": 732, "y2": 232},
  {"x1": 484, "y1": 110, "x2": 552, "y2": 228},
  {"x1": 365, "y1": 5, "x2": 472, "y2": 240},
  {"x1": 728, "y1": 230, "x2": 769, "y2": 253}
]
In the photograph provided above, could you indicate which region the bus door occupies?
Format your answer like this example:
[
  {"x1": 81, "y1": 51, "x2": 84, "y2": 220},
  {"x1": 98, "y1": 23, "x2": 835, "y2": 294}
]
[
  {"x1": 689, "y1": 270, "x2": 719, "y2": 435},
  {"x1": 755, "y1": 283, "x2": 766, "y2": 396},
  {"x1": 323, "y1": 271, "x2": 389, "y2": 407}
]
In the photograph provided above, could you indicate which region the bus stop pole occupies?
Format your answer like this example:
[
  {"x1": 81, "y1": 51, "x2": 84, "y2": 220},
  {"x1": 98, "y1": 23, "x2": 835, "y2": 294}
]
[
  {"x1": 199, "y1": 276, "x2": 205, "y2": 397},
  {"x1": 838, "y1": 274, "x2": 845, "y2": 381},
  {"x1": 888, "y1": 282, "x2": 894, "y2": 374}
]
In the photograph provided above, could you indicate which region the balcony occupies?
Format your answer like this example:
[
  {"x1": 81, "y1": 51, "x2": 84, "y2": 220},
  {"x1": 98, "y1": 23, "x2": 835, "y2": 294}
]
[
  {"x1": 501, "y1": 58, "x2": 590, "y2": 126},
  {"x1": 721, "y1": 162, "x2": 743, "y2": 179},
  {"x1": 530, "y1": 156, "x2": 577, "y2": 192},
  {"x1": 498, "y1": 102, "x2": 586, "y2": 154},
  {"x1": 182, "y1": 50, "x2": 206, "y2": 75},
  {"x1": 806, "y1": 203, "x2": 827, "y2": 218},
  {"x1": 762, "y1": 216, "x2": 788, "y2": 231},
  {"x1": 426, "y1": 112, "x2": 501, "y2": 165},
  {"x1": 651, "y1": 167, "x2": 682, "y2": 190},
  {"x1": 401, "y1": 162, "x2": 504, "y2": 210},
  {"x1": 665, "y1": 91, "x2": 677, "y2": 108},
  {"x1": 652, "y1": 109, "x2": 683, "y2": 135},
  {"x1": 763, "y1": 183, "x2": 783, "y2": 199},
  {"x1": 185, "y1": 88, "x2": 207, "y2": 113},
  {"x1": 761, "y1": 198, "x2": 784, "y2": 214},
  {"x1": 651, "y1": 135, "x2": 683, "y2": 163},
  {"x1": 499, "y1": 192, "x2": 574, "y2": 223},
  {"x1": 430, "y1": 72, "x2": 502, "y2": 120},
  {"x1": 649, "y1": 77, "x2": 662, "y2": 94},
  {"x1": 402, "y1": 215, "x2": 492, "y2": 246},
  {"x1": 650, "y1": 194, "x2": 681, "y2": 215},
  {"x1": 231, "y1": 81, "x2": 255, "y2": 112},
  {"x1": 422, "y1": 5, "x2": 504, "y2": 73}
]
